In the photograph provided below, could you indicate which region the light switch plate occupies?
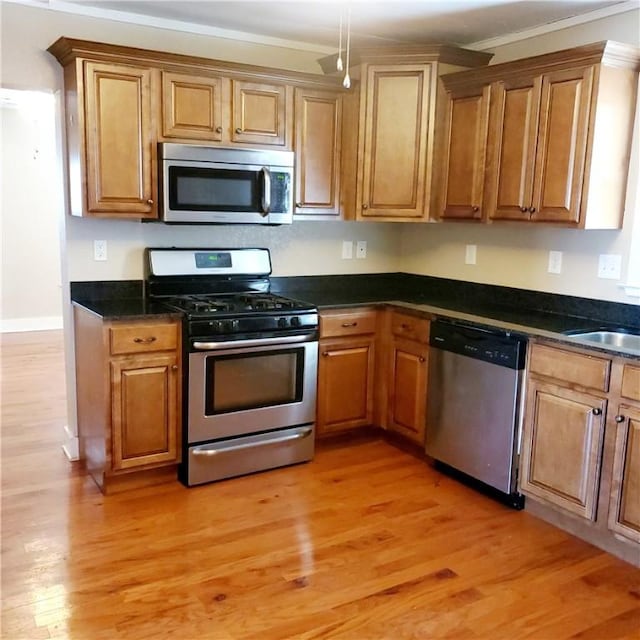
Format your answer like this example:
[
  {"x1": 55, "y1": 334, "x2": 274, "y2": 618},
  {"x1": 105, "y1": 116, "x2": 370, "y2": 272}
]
[
  {"x1": 548, "y1": 250, "x2": 562, "y2": 274},
  {"x1": 598, "y1": 254, "x2": 622, "y2": 279},
  {"x1": 94, "y1": 240, "x2": 107, "y2": 261},
  {"x1": 341, "y1": 240, "x2": 353, "y2": 260},
  {"x1": 465, "y1": 244, "x2": 477, "y2": 265},
  {"x1": 356, "y1": 240, "x2": 367, "y2": 259}
]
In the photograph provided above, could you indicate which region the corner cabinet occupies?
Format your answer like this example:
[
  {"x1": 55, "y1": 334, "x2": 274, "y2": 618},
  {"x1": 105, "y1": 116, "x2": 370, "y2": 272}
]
[
  {"x1": 74, "y1": 306, "x2": 182, "y2": 494},
  {"x1": 520, "y1": 341, "x2": 640, "y2": 565},
  {"x1": 316, "y1": 308, "x2": 378, "y2": 436},
  {"x1": 437, "y1": 41, "x2": 640, "y2": 228},
  {"x1": 352, "y1": 45, "x2": 492, "y2": 222}
]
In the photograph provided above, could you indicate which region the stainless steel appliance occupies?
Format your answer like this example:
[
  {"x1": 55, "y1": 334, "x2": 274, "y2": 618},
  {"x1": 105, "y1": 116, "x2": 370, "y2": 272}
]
[
  {"x1": 146, "y1": 248, "x2": 317, "y2": 486},
  {"x1": 159, "y1": 144, "x2": 294, "y2": 224},
  {"x1": 425, "y1": 319, "x2": 527, "y2": 508}
]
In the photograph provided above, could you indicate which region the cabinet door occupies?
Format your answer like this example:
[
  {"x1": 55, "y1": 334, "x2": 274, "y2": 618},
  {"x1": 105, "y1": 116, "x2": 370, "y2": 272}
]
[
  {"x1": 84, "y1": 61, "x2": 156, "y2": 217},
  {"x1": 294, "y1": 88, "x2": 342, "y2": 217},
  {"x1": 358, "y1": 64, "x2": 432, "y2": 220},
  {"x1": 232, "y1": 80, "x2": 288, "y2": 146},
  {"x1": 486, "y1": 76, "x2": 541, "y2": 221},
  {"x1": 530, "y1": 66, "x2": 593, "y2": 224},
  {"x1": 388, "y1": 337, "x2": 428, "y2": 444},
  {"x1": 317, "y1": 337, "x2": 375, "y2": 435},
  {"x1": 161, "y1": 71, "x2": 224, "y2": 141},
  {"x1": 608, "y1": 404, "x2": 640, "y2": 543},
  {"x1": 520, "y1": 380, "x2": 606, "y2": 520},
  {"x1": 439, "y1": 85, "x2": 490, "y2": 221},
  {"x1": 111, "y1": 353, "x2": 180, "y2": 470}
]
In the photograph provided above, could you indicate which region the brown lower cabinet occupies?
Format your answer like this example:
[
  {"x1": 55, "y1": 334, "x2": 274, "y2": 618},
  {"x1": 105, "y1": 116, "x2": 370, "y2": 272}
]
[
  {"x1": 386, "y1": 311, "x2": 430, "y2": 445},
  {"x1": 520, "y1": 341, "x2": 640, "y2": 563},
  {"x1": 316, "y1": 308, "x2": 377, "y2": 436},
  {"x1": 74, "y1": 307, "x2": 182, "y2": 493}
]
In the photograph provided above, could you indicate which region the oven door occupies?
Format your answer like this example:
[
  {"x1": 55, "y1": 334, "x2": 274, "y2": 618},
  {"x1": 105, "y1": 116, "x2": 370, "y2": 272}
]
[{"x1": 188, "y1": 334, "x2": 318, "y2": 444}]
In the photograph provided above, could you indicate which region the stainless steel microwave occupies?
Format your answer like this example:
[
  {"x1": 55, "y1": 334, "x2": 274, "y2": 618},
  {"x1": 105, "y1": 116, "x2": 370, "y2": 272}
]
[{"x1": 159, "y1": 143, "x2": 294, "y2": 224}]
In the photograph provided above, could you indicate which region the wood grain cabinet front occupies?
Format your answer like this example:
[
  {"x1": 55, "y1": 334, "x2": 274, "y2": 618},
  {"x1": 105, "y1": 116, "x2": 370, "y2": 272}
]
[
  {"x1": 293, "y1": 87, "x2": 343, "y2": 218},
  {"x1": 438, "y1": 41, "x2": 640, "y2": 229},
  {"x1": 316, "y1": 309, "x2": 378, "y2": 436},
  {"x1": 521, "y1": 340, "x2": 640, "y2": 564},
  {"x1": 81, "y1": 61, "x2": 157, "y2": 218},
  {"x1": 161, "y1": 71, "x2": 224, "y2": 142},
  {"x1": 385, "y1": 312, "x2": 430, "y2": 445},
  {"x1": 74, "y1": 307, "x2": 182, "y2": 494}
]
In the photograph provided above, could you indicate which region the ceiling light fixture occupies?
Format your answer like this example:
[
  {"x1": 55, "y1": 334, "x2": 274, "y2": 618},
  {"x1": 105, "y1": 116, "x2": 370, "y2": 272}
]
[{"x1": 343, "y1": 8, "x2": 351, "y2": 89}]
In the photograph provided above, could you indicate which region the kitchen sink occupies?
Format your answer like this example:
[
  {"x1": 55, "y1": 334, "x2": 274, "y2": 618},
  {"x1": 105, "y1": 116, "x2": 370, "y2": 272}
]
[{"x1": 565, "y1": 329, "x2": 640, "y2": 353}]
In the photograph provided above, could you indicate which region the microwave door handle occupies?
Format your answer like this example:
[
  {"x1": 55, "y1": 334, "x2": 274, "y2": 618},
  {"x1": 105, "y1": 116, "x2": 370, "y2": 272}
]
[{"x1": 261, "y1": 167, "x2": 271, "y2": 216}]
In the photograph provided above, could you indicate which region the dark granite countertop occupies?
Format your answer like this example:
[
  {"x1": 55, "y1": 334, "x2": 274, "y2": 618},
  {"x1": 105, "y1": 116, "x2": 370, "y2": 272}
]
[{"x1": 70, "y1": 274, "x2": 640, "y2": 359}]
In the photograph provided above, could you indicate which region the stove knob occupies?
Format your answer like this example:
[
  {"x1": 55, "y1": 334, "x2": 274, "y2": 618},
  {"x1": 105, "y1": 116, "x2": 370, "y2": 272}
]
[
  {"x1": 290, "y1": 316, "x2": 301, "y2": 328},
  {"x1": 277, "y1": 317, "x2": 288, "y2": 328}
]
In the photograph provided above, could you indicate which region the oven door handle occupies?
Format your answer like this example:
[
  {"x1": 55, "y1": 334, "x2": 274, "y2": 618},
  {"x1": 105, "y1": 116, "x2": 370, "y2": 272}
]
[
  {"x1": 192, "y1": 333, "x2": 316, "y2": 350},
  {"x1": 192, "y1": 427, "x2": 313, "y2": 456}
]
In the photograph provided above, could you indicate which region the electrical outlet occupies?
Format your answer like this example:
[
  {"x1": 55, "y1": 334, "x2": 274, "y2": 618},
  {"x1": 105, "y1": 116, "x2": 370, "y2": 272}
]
[
  {"x1": 341, "y1": 240, "x2": 353, "y2": 260},
  {"x1": 356, "y1": 240, "x2": 367, "y2": 259},
  {"x1": 465, "y1": 244, "x2": 477, "y2": 265},
  {"x1": 598, "y1": 254, "x2": 622, "y2": 279},
  {"x1": 94, "y1": 240, "x2": 107, "y2": 261},
  {"x1": 548, "y1": 250, "x2": 562, "y2": 274}
]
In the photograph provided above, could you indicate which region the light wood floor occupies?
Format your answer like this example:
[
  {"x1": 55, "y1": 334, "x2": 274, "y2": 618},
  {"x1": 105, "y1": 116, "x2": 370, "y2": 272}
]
[{"x1": 2, "y1": 330, "x2": 639, "y2": 640}]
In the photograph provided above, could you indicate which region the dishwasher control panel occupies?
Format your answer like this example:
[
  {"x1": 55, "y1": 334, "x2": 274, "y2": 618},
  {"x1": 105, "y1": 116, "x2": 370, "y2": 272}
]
[{"x1": 429, "y1": 319, "x2": 526, "y2": 370}]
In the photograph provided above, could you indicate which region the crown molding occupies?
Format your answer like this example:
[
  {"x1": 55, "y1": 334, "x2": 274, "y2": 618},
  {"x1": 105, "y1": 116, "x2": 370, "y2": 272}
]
[
  {"x1": 467, "y1": 0, "x2": 640, "y2": 51},
  {"x1": 4, "y1": 0, "x2": 337, "y2": 55}
]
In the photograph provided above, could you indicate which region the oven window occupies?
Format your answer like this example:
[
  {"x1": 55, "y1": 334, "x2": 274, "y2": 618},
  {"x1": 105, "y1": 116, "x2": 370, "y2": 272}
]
[
  {"x1": 205, "y1": 348, "x2": 304, "y2": 415},
  {"x1": 169, "y1": 166, "x2": 261, "y2": 212}
]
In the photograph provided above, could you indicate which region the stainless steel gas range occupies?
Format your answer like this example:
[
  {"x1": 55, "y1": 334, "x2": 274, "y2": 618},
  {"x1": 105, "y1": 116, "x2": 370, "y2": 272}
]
[{"x1": 146, "y1": 248, "x2": 318, "y2": 487}]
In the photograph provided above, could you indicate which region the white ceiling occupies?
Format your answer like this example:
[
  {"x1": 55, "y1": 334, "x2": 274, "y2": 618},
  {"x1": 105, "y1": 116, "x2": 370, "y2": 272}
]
[{"x1": 39, "y1": 0, "x2": 635, "y2": 50}]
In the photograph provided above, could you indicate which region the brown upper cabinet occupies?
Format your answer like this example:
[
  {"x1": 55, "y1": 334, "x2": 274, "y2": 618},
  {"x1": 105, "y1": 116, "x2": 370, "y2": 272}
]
[
  {"x1": 437, "y1": 41, "x2": 640, "y2": 229},
  {"x1": 48, "y1": 37, "x2": 342, "y2": 219},
  {"x1": 293, "y1": 87, "x2": 343, "y2": 218},
  {"x1": 350, "y1": 45, "x2": 492, "y2": 222}
]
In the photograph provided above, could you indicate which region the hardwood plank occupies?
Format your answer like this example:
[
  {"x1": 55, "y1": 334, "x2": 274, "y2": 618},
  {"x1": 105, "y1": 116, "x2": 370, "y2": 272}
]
[{"x1": 2, "y1": 330, "x2": 639, "y2": 639}]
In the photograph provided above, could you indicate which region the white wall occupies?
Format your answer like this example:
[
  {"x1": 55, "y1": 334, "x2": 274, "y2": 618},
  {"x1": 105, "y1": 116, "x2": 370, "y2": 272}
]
[
  {"x1": 399, "y1": 9, "x2": 640, "y2": 304},
  {"x1": 0, "y1": 90, "x2": 63, "y2": 331}
]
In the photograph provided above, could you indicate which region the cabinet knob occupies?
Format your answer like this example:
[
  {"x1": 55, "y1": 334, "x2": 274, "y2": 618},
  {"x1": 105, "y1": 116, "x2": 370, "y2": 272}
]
[
  {"x1": 529, "y1": 207, "x2": 536, "y2": 213},
  {"x1": 472, "y1": 206, "x2": 480, "y2": 212},
  {"x1": 592, "y1": 407, "x2": 602, "y2": 416},
  {"x1": 133, "y1": 336, "x2": 157, "y2": 344},
  {"x1": 296, "y1": 202, "x2": 303, "y2": 208},
  {"x1": 341, "y1": 322, "x2": 358, "y2": 328},
  {"x1": 362, "y1": 204, "x2": 369, "y2": 210},
  {"x1": 520, "y1": 206, "x2": 528, "y2": 213},
  {"x1": 215, "y1": 126, "x2": 223, "y2": 133},
  {"x1": 147, "y1": 199, "x2": 154, "y2": 205},
  {"x1": 615, "y1": 414, "x2": 625, "y2": 423},
  {"x1": 400, "y1": 323, "x2": 411, "y2": 330},
  {"x1": 419, "y1": 356, "x2": 426, "y2": 363},
  {"x1": 171, "y1": 365, "x2": 178, "y2": 371},
  {"x1": 322, "y1": 351, "x2": 329, "y2": 357},
  {"x1": 235, "y1": 127, "x2": 243, "y2": 134}
]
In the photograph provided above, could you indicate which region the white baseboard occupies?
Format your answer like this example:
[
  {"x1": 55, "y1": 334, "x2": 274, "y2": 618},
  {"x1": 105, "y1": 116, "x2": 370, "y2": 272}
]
[
  {"x1": 1, "y1": 316, "x2": 63, "y2": 333},
  {"x1": 62, "y1": 424, "x2": 79, "y2": 461}
]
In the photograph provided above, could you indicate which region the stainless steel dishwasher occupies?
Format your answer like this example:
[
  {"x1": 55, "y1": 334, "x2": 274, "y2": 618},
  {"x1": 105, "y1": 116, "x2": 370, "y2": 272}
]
[{"x1": 425, "y1": 319, "x2": 527, "y2": 508}]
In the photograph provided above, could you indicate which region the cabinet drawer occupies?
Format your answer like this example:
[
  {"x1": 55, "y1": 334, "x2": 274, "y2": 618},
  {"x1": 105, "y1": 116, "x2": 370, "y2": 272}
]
[
  {"x1": 110, "y1": 322, "x2": 179, "y2": 355},
  {"x1": 529, "y1": 343, "x2": 611, "y2": 392},
  {"x1": 621, "y1": 363, "x2": 640, "y2": 401},
  {"x1": 391, "y1": 312, "x2": 430, "y2": 344},
  {"x1": 320, "y1": 309, "x2": 377, "y2": 338}
]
